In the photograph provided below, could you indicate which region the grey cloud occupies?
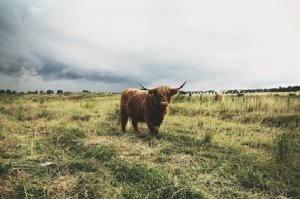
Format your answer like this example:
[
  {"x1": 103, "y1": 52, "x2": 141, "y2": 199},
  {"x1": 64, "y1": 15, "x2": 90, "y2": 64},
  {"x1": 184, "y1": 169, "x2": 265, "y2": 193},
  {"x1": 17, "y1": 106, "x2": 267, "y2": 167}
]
[
  {"x1": 0, "y1": 1, "x2": 143, "y2": 86},
  {"x1": 0, "y1": 51, "x2": 142, "y2": 85},
  {"x1": 0, "y1": 1, "x2": 31, "y2": 34},
  {"x1": 36, "y1": 56, "x2": 140, "y2": 84},
  {"x1": 0, "y1": 62, "x2": 23, "y2": 76},
  {"x1": 0, "y1": 0, "x2": 299, "y2": 91}
]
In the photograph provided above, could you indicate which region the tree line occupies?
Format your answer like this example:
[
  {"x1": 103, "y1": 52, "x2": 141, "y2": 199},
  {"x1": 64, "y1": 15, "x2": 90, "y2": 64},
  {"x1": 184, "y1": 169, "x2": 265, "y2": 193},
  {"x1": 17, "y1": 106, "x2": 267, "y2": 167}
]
[
  {"x1": 0, "y1": 86, "x2": 299, "y2": 95},
  {"x1": 182, "y1": 86, "x2": 300, "y2": 94},
  {"x1": 0, "y1": 89, "x2": 119, "y2": 95},
  {"x1": 0, "y1": 89, "x2": 62, "y2": 94}
]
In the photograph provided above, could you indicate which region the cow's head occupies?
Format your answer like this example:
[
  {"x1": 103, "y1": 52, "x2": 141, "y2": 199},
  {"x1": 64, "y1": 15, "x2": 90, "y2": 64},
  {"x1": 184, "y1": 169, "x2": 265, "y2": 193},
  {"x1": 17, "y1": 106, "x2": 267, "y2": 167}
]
[{"x1": 140, "y1": 81, "x2": 186, "y2": 107}]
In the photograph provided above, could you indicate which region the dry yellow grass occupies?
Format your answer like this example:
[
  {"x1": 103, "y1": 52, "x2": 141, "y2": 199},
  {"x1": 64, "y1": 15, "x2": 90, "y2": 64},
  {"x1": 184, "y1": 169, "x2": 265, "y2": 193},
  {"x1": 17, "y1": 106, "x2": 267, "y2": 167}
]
[{"x1": 0, "y1": 92, "x2": 299, "y2": 198}]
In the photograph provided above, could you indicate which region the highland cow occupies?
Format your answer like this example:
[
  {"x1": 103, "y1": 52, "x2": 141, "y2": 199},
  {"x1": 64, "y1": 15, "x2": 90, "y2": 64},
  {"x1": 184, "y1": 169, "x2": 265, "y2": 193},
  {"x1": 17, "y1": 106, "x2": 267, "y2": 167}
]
[
  {"x1": 214, "y1": 92, "x2": 223, "y2": 102},
  {"x1": 120, "y1": 81, "x2": 186, "y2": 135}
]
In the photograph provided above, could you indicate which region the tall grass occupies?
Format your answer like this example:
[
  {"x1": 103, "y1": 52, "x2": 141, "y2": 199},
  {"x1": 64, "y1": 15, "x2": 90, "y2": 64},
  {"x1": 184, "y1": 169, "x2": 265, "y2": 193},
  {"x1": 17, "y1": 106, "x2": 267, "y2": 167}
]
[
  {"x1": 0, "y1": 92, "x2": 299, "y2": 198},
  {"x1": 274, "y1": 131, "x2": 298, "y2": 161}
]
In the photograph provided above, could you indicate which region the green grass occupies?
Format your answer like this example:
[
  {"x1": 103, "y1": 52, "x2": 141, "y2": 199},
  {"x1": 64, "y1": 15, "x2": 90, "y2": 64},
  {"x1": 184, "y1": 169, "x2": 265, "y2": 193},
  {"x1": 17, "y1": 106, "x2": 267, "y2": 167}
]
[{"x1": 0, "y1": 92, "x2": 299, "y2": 198}]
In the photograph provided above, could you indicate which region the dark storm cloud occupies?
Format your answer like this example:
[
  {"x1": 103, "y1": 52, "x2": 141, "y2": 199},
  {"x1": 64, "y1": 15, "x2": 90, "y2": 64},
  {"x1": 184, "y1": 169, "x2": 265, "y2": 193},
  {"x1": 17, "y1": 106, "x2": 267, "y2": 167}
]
[
  {"x1": 0, "y1": 1, "x2": 142, "y2": 86},
  {"x1": 0, "y1": 61, "x2": 23, "y2": 76},
  {"x1": 0, "y1": 51, "x2": 141, "y2": 84},
  {"x1": 35, "y1": 56, "x2": 140, "y2": 84}
]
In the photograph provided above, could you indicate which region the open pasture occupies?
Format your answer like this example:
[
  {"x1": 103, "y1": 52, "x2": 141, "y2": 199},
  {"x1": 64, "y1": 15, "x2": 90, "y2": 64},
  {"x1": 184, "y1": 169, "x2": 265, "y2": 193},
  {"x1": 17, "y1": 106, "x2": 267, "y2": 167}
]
[{"x1": 0, "y1": 93, "x2": 299, "y2": 198}]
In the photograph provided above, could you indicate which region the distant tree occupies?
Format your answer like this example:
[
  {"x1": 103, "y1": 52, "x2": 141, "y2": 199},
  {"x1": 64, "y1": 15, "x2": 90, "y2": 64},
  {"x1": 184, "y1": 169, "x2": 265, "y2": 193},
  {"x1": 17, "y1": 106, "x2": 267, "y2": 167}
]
[
  {"x1": 6, "y1": 89, "x2": 12, "y2": 94},
  {"x1": 40, "y1": 90, "x2": 44, "y2": 94},
  {"x1": 46, "y1": 90, "x2": 54, "y2": 94},
  {"x1": 82, "y1": 90, "x2": 90, "y2": 93},
  {"x1": 0, "y1": 90, "x2": 5, "y2": 94},
  {"x1": 34, "y1": 91, "x2": 38, "y2": 94},
  {"x1": 291, "y1": 86, "x2": 300, "y2": 92},
  {"x1": 57, "y1": 90, "x2": 63, "y2": 94},
  {"x1": 12, "y1": 90, "x2": 17, "y2": 94}
]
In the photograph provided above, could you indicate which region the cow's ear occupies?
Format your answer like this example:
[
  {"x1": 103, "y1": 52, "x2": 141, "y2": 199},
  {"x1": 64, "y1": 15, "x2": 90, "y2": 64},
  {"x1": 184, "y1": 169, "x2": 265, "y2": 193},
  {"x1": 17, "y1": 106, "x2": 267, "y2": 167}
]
[{"x1": 170, "y1": 88, "x2": 179, "y2": 96}]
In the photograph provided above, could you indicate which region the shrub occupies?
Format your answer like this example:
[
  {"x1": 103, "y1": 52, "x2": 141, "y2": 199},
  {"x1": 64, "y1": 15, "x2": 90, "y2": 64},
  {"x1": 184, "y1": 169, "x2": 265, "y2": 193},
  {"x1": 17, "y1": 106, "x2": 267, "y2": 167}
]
[{"x1": 262, "y1": 115, "x2": 300, "y2": 128}]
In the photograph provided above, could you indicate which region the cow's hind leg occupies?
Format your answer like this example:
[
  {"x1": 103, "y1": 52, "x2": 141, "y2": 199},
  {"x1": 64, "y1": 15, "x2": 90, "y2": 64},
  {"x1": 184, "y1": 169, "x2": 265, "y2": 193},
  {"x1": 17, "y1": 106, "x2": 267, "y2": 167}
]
[
  {"x1": 132, "y1": 120, "x2": 139, "y2": 133},
  {"x1": 120, "y1": 110, "x2": 128, "y2": 133}
]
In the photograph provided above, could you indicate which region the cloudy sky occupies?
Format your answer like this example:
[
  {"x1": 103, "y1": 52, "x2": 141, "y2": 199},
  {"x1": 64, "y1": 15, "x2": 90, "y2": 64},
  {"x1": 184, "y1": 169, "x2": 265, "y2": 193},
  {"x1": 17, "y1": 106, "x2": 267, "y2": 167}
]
[{"x1": 0, "y1": 0, "x2": 299, "y2": 92}]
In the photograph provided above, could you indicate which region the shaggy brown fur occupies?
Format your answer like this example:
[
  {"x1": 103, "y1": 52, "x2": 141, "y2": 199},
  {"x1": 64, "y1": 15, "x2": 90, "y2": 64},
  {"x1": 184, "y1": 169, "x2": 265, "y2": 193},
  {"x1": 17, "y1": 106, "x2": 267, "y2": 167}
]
[
  {"x1": 120, "y1": 83, "x2": 185, "y2": 135},
  {"x1": 214, "y1": 92, "x2": 223, "y2": 102}
]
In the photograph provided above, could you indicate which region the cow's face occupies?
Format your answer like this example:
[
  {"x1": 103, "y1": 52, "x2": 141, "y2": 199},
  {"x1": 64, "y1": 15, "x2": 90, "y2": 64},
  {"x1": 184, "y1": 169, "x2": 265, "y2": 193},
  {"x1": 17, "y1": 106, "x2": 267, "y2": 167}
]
[
  {"x1": 149, "y1": 86, "x2": 179, "y2": 107},
  {"x1": 140, "y1": 81, "x2": 186, "y2": 107}
]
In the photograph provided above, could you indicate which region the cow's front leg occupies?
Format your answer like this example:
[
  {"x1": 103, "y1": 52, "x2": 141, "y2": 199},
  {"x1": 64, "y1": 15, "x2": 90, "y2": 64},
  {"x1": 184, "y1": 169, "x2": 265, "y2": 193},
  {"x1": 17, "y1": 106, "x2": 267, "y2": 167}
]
[
  {"x1": 146, "y1": 122, "x2": 159, "y2": 135},
  {"x1": 120, "y1": 110, "x2": 128, "y2": 133}
]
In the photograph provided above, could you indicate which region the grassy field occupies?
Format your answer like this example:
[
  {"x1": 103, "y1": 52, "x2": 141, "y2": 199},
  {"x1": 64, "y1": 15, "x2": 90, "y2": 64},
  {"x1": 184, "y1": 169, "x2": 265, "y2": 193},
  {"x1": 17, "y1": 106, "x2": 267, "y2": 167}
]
[{"x1": 0, "y1": 92, "x2": 299, "y2": 199}]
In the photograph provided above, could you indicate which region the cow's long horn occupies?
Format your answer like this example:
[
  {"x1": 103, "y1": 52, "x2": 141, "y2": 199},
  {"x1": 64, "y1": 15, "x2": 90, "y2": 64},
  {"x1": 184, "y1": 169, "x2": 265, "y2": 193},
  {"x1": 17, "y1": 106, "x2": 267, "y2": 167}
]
[
  {"x1": 139, "y1": 83, "x2": 149, "y2": 90},
  {"x1": 176, "y1": 81, "x2": 187, "y2": 90}
]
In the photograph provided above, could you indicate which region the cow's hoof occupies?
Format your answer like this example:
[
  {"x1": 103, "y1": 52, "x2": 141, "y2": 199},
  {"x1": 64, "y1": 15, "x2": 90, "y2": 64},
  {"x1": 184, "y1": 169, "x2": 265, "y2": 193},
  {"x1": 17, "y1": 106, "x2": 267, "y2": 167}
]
[{"x1": 155, "y1": 134, "x2": 162, "y2": 139}]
